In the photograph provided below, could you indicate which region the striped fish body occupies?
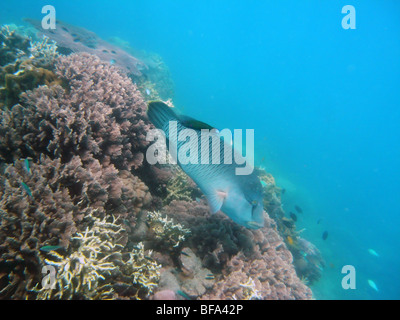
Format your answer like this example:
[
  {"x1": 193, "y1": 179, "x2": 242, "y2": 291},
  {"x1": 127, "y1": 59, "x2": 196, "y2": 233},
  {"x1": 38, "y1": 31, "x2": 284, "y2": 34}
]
[{"x1": 147, "y1": 101, "x2": 264, "y2": 229}]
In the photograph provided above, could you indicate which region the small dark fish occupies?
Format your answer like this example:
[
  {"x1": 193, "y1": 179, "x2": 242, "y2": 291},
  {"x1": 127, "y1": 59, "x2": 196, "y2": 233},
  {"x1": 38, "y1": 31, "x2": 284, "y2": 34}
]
[
  {"x1": 282, "y1": 217, "x2": 294, "y2": 229},
  {"x1": 322, "y1": 231, "x2": 329, "y2": 240},
  {"x1": 21, "y1": 182, "x2": 32, "y2": 197},
  {"x1": 281, "y1": 188, "x2": 286, "y2": 194},
  {"x1": 289, "y1": 212, "x2": 297, "y2": 222},
  {"x1": 181, "y1": 251, "x2": 190, "y2": 257},
  {"x1": 317, "y1": 219, "x2": 323, "y2": 225},
  {"x1": 295, "y1": 205, "x2": 303, "y2": 213},
  {"x1": 205, "y1": 276, "x2": 215, "y2": 280},
  {"x1": 40, "y1": 245, "x2": 62, "y2": 252}
]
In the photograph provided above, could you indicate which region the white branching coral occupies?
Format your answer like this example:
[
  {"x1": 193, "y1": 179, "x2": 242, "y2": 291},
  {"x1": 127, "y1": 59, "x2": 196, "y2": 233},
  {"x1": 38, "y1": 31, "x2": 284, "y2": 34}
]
[
  {"x1": 32, "y1": 214, "x2": 161, "y2": 299},
  {"x1": 33, "y1": 215, "x2": 123, "y2": 299},
  {"x1": 28, "y1": 35, "x2": 59, "y2": 66},
  {"x1": 239, "y1": 277, "x2": 263, "y2": 300},
  {"x1": 122, "y1": 242, "x2": 161, "y2": 297},
  {"x1": 147, "y1": 210, "x2": 191, "y2": 248}
]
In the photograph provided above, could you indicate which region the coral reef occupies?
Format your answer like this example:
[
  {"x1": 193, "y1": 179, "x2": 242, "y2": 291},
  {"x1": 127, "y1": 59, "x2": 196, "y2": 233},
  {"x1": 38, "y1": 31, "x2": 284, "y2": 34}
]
[
  {"x1": 33, "y1": 215, "x2": 161, "y2": 300},
  {"x1": 108, "y1": 36, "x2": 175, "y2": 101},
  {"x1": 0, "y1": 25, "x2": 30, "y2": 66},
  {"x1": 178, "y1": 248, "x2": 215, "y2": 297},
  {"x1": 256, "y1": 167, "x2": 324, "y2": 285},
  {"x1": 163, "y1": 166, "x2": 201, "y2": 205},
  {"x1": 0, "y1": 53, "x2": 152, "y2": 170},
  {"x1": 0, "y1": 28, "x2": 60, "y2": 107},
  {"x1": 147, "y1": 211, "x2": 191, "y2": 249},
  {"x1": 0, "y1": 22, "x2": 318, "y2": 300},
  {"x1": 28, "y1": 36, "x2": 59, "y2": 68},
  {"x1": 160, "y1": 200, "x2": 313, "y2": 300},
  {"x1": 0, "y1": 46, "x2": 155, "y2": 298},
  {"x1": 202, "y1": 217, "x2": 313, "y2": 300},
  {"x1": 33, "y1": 214, "x2": 124, "y2": 299},
  {"x1": 26, "y1": 19, "x2": 146, "y2": 76}
]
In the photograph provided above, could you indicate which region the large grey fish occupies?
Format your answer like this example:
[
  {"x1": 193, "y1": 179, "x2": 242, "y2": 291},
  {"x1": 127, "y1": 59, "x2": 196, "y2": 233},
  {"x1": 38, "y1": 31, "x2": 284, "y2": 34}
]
[{"x1": 147, "y1": 101, "x2": 264, "y2": 229}]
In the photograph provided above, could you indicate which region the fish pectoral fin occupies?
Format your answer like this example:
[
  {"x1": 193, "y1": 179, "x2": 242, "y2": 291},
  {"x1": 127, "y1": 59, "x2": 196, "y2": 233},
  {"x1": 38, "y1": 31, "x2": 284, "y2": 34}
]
[{"x1": 206, "y1": 190, "x2": 227, "y2": 214}]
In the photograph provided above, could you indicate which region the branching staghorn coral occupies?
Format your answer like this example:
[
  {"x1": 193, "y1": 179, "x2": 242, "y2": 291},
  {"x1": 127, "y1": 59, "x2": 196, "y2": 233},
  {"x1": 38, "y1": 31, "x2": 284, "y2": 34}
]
[
  {"x1": 121, "y1": 242, "x2": 161, "y2": 298},
  {"x1": 33, "y1": 214, "x2": 161, "y2": 299},
  {"x1": 28, "y1": 36, "x2": 59, "y2": 68},
  {"x1": 163, "y1": 166, "x2": 200, "y2": 205},
  {"x1": 33, "y1": 214, "x2": 124, "y2": 299},
  {"x1": 238, "y1": 277, "x2": 262, "y2": 300},
  {"x1": 147, "y1": 210, "x2": 191, "y2": 249}
]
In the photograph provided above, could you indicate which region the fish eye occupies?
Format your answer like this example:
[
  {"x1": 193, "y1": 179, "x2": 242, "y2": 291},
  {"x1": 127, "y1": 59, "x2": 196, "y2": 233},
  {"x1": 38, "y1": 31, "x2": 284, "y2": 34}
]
[{"x1": 251, "y1": 200, "x2": 258, "y2": 207}]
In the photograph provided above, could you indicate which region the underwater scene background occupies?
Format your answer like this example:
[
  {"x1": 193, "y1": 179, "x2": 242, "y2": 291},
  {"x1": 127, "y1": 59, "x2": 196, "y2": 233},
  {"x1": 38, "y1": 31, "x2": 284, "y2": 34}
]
[{"x1": 0, "y1": 0, "x2": 399, "y2": 300}]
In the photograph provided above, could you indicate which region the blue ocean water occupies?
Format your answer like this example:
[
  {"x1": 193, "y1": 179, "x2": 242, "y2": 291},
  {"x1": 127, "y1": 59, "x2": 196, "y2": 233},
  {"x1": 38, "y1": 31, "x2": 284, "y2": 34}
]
[{"x1": 2, "y1": 0, "x2": 399, "y2": 299}]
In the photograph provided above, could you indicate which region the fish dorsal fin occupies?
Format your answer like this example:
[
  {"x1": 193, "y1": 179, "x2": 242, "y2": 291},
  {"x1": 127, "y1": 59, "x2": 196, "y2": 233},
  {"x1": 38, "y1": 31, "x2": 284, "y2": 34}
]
[
  {"x1": 179, "y1": 115, "x2": 215, "y2": 131},
  {"x1": 206, "y1": 190, "x2": 227, "y2": 214}
]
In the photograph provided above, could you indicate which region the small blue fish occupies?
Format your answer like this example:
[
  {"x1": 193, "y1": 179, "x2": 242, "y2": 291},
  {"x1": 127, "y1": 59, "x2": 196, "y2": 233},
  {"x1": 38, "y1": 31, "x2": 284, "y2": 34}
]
[
  {"x1": 260, "y1": 180, "x2": 267, "y2": 187},
  {"x1": 40, "y1": 245, "x2": 62, "y2": 252},
  {"x1": 21, "y1": 182, "x2": 32, "y2": 197},
  {"x1": 368, "y1": 279, "x2": 379, "y2": 292},
  {"x1": 145, "y1": 88, "x2": 151, "y2": 96},
  {"x1": 176, "y1": 290, "x2": 192, "y2": 300},
  {"x1": 24, "y1": 158, "x2": 31, "y2": 174},
  {"x1": 110, "y1": 59, "x2": 116, "y2": 65},
  {"x1": 368, "y1": 249, "x2": 379, "y2": 257}
]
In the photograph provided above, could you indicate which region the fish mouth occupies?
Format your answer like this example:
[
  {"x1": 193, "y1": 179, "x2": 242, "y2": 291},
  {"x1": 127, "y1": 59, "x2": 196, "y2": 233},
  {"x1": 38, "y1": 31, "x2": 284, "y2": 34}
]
[{"x1": 246, "y1": 221, "x2": 264, "y2": 229}]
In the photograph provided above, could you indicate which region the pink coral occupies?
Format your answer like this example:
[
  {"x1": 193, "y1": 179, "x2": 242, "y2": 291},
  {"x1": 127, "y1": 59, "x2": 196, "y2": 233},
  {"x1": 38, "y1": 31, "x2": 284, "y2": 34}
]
[
  {"x1": 152, "y1": 289, "x2": 177, "y2": 300},
  {"x1": 161, "y1": 200, "x2": 313, "y2": 300},
  {"x1": 0, "y1": 53, "x2": 155, "y2": 299}
]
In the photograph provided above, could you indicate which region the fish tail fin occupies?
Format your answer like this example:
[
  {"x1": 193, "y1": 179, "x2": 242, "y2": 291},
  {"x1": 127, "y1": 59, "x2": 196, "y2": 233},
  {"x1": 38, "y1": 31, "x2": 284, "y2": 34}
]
[{"x1": 147, "y1": 101, "x2": 178, "y2": 129}]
